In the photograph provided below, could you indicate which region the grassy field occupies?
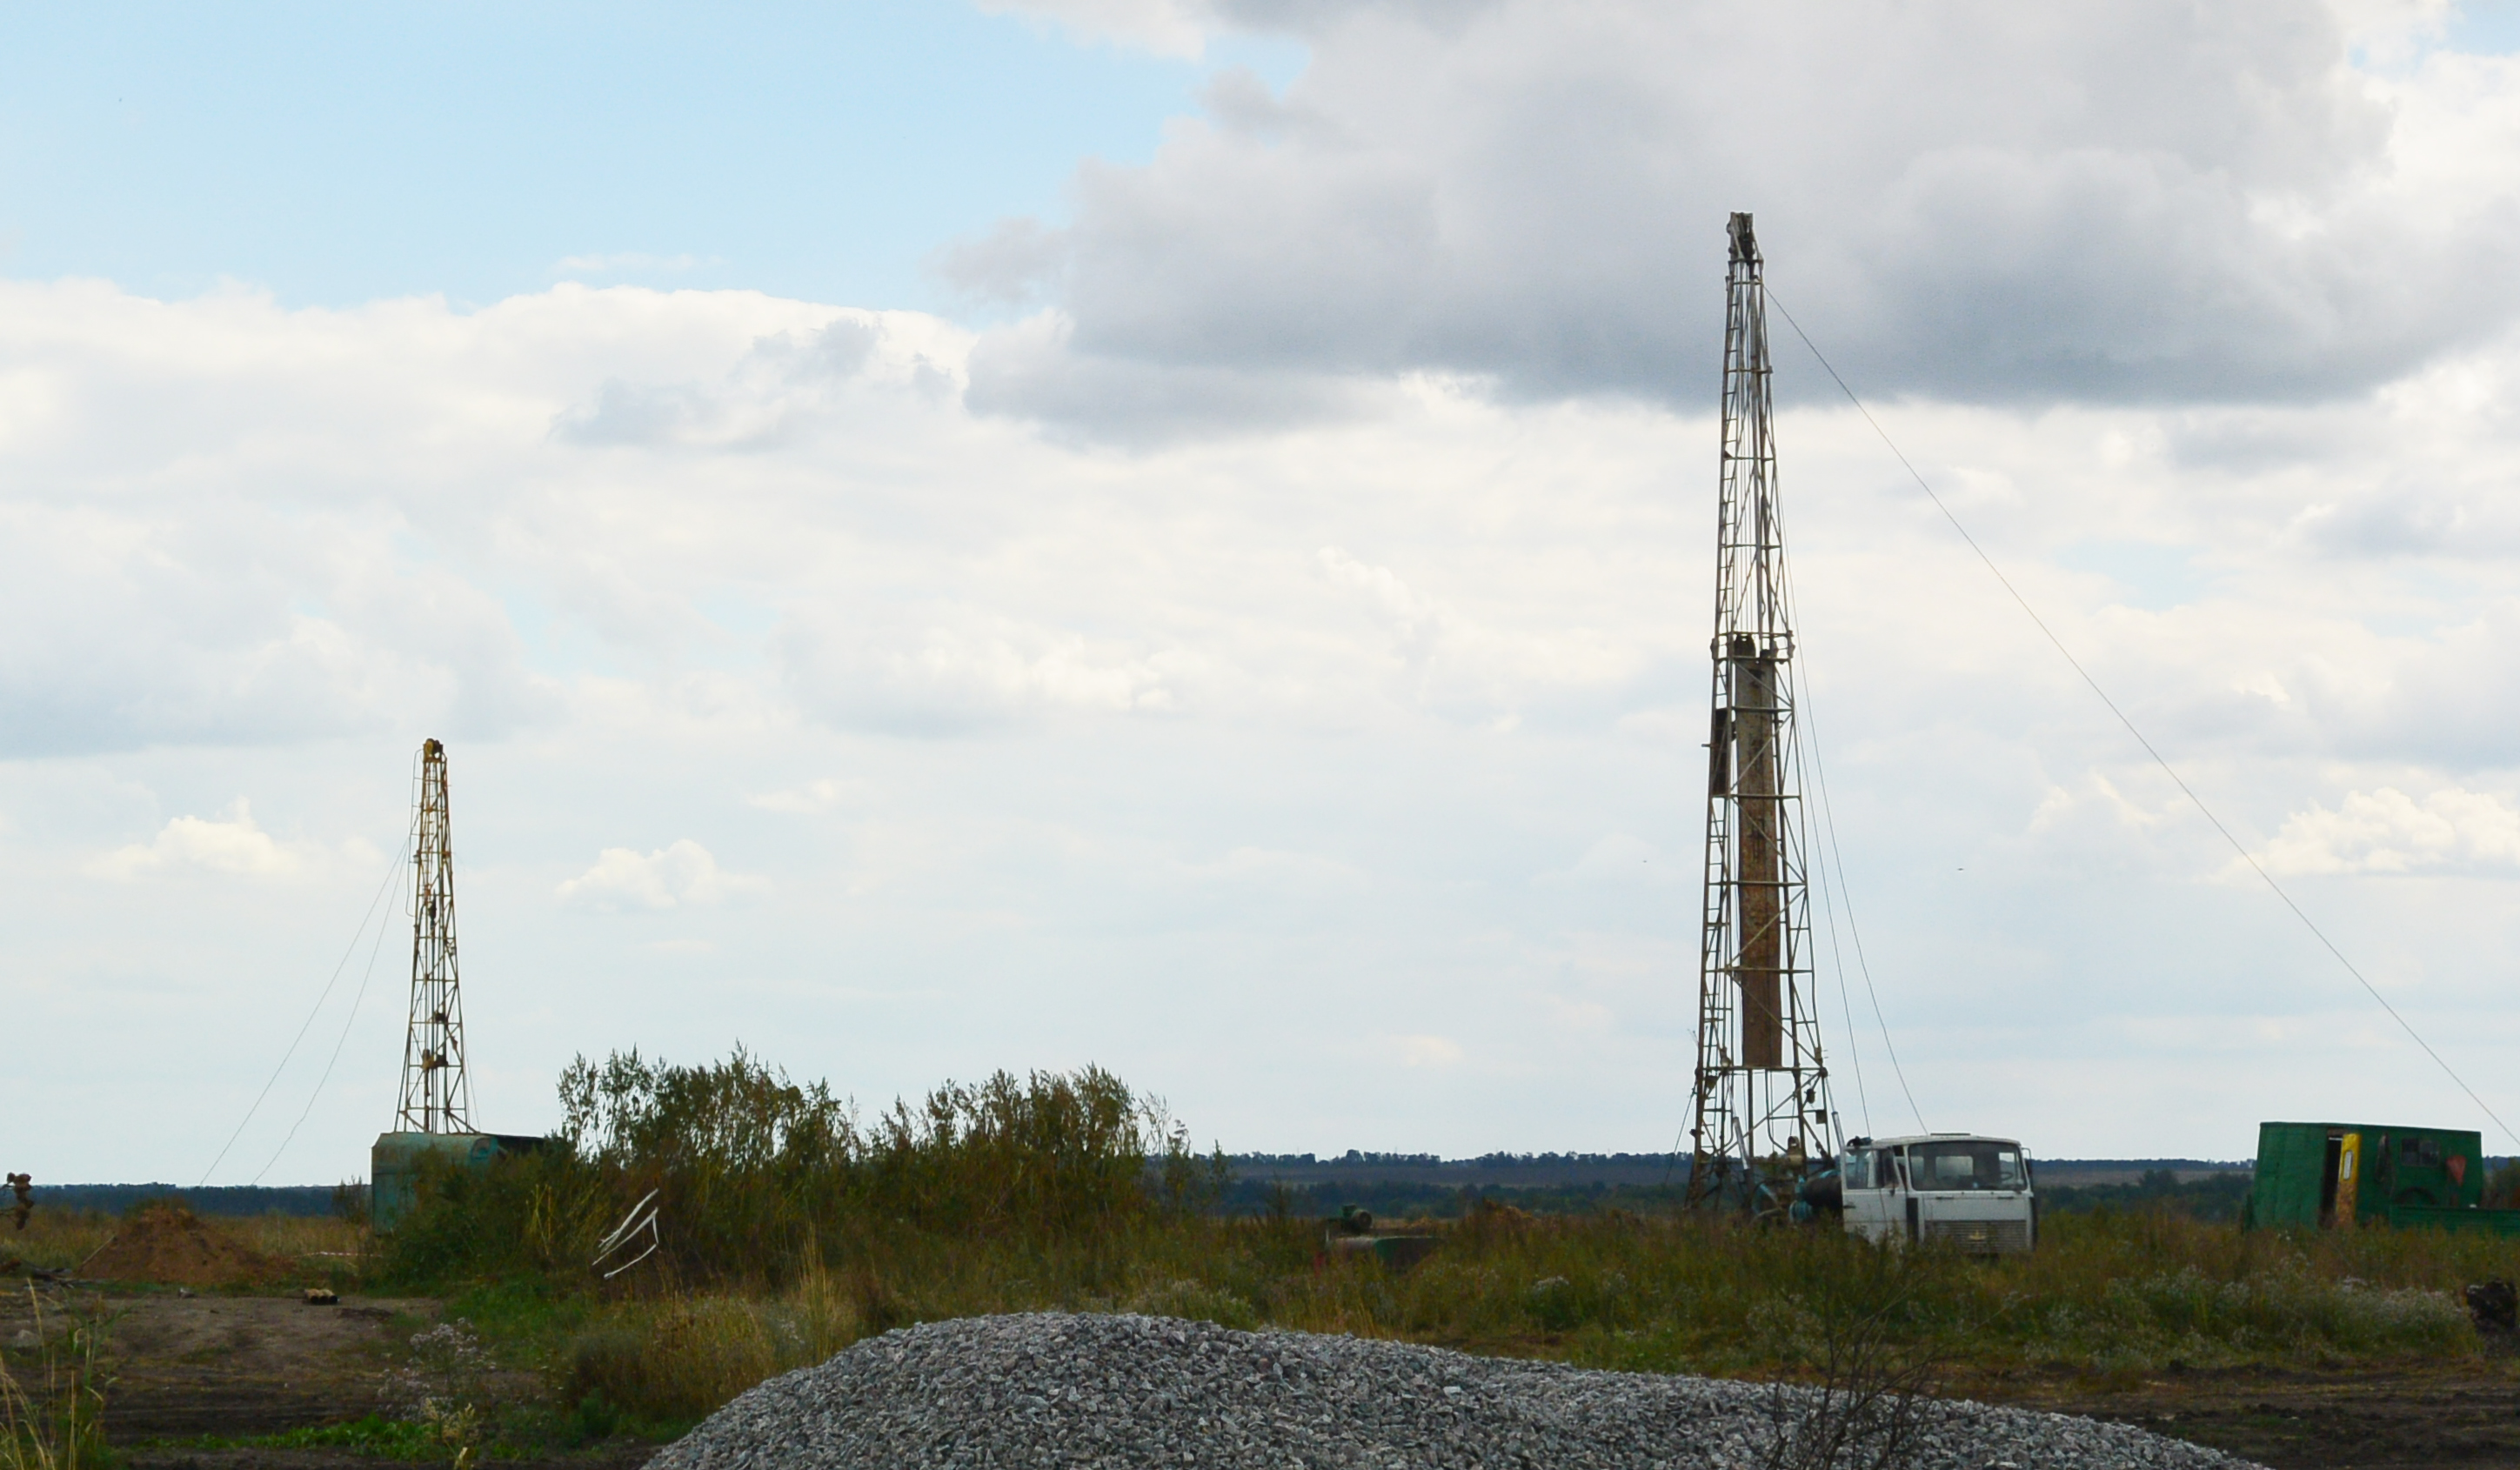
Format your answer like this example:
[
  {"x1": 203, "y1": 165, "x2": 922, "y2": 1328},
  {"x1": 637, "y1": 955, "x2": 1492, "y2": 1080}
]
[
  {"x1": 20, "y1": 1051, "x2": 2520, "y2": 1458},
  {"x1": 4, "y1": 1206, "x2": 365, "y2": 1278},
  {"x1": 385, "y1": 1199, "x2": 2520, "y2": 1446},
  {"x1": 17, "y1": 1180, "x2": 2520, "y2": 1455}
]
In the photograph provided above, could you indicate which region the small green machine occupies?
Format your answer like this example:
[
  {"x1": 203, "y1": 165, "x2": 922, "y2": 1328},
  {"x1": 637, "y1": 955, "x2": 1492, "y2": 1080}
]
[{"x1": 2243, "y1": 1120, "x2": 2519, "y2": 1234}]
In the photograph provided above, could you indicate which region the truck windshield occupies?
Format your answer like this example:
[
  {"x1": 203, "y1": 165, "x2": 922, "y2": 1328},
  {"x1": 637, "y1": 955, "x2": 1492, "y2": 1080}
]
[{"x1": 1908, "y1": 1141, "x2": 2026, "y2": 1191}]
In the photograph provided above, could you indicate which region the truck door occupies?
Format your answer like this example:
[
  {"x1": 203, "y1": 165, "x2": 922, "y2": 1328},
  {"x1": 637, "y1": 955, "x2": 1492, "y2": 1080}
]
[{"x1": 1848, "y1": 1147, "x2": 1898, "y2": 1243}]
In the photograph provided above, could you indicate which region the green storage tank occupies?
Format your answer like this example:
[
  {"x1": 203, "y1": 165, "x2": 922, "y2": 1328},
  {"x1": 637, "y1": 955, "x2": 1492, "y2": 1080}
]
[
  {"x1": 371, "y1": 1132, "x2": 546, "y2": 1232},
  {"x1": 2243, "y1": 1120, "x2": 2518, "y2": 1233}
]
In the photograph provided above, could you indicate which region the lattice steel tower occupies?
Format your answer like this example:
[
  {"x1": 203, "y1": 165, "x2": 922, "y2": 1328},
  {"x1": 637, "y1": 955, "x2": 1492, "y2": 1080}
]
[
  {"x1": 398, "y1": 738, "x2": 472, "y2": 1133},
  {"x1": 1684, "y1": 213, "x2": 1840, "y2": 1210}
]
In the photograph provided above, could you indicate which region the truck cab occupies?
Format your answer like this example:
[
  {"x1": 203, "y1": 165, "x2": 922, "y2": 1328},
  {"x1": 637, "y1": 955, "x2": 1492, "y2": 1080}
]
[{"x1": 1838, "y1": 1133, "x2": 2035, "y2": 1254}]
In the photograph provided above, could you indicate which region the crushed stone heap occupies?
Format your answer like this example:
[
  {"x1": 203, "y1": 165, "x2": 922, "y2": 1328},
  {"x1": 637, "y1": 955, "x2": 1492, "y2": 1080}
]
[{"x1": 652, "y1": 1312, "x2": 2262, "y2": 1470}]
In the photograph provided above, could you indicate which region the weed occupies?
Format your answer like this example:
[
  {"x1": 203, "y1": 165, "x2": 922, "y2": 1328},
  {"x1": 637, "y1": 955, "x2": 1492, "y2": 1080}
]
[
  {"x1": 0, "y1": 1286, "x2": 116, "y2": 1470},
  {"x1": 147, "y1": 1414, "x2": 512, "y2": 1462},
  {"x1": 561, "y1": 1257, "x2": 864, "y2": 1423},
  {"x1": 358, "y1": 1051, "x2": 2520, "y2": 1438},
  {"x1": 563, "y1": 1391, "x2": 619, "y2": 1446}
]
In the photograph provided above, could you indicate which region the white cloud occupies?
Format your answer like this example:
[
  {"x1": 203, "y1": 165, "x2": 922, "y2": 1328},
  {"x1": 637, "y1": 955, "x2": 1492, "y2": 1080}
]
[
  {"x1": 17, "y1": 170, "x2": 2520, "y2": 1174},
  {"x1": 973, "y1": 0, "x2": 1216, "y2": 57},
  {"x1": 86, "y1": 800, "x2": 328, "y2": 880},
  {"x1": 1185, "y1": 845, "x2": 1364, "y2": 887},
  {"x1": 747, "y1": 778, "x2": 864, "y2": 814},
  {"x1": 1394, "y1": 1034, "x2": 1464, "y2": 1068},
  {"x1": 552, "y1": 252, "x2": 721, "y2": 275},
  {"x1": 2253, "y1": 786, "x2": 2520, "y2": 874},
  {"x1": 779, "y1": 610, "x2": 1191, "y2": 735},
  {"x1": 1543, "y1": 832, "x2": 1679, "y2": 887},
  {"x1": 556, "y1": 840, "x2": 766, "y2": 911},
  {"x1": 2028, "y1": 772, "x2": 2171, "y2": 836},
  {"x1": 949, "y1": 0, "x2": 2520, "y2": 434}
]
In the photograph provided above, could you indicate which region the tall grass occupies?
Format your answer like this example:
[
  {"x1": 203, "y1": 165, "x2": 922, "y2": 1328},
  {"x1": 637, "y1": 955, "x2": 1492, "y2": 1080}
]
[
  {"x1": 0, "y1": 1286, "x2": 112, "y2": 1470},
  {"x1": 562, "y1": 1256, "x2": 866, "y2": 1424},
  {"x1": 473, "y1": 1203, "x2": 2510, "y2": 1433},
  {"x1": 384, "y1": 1052, "x2": 1219, "y2": 1290},
  {"x1": 3, "y1": 1205, "x2": 363, "y2": 1280},
  {"x1": 0, "y1": 1215, "x2": 112, "y2": 1277},
  {"x1": 228, "y1": 1213, "x2": 366, "y2": 1266},
  {"x1": 375, "y1": 1051, "x2": 2520, "y2": 1436}
]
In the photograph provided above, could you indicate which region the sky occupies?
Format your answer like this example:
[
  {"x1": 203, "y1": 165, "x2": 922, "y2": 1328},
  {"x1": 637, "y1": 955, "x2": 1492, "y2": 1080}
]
[{"x1": 9, "y1": 0, "x2": 2520, "y2": 1184}]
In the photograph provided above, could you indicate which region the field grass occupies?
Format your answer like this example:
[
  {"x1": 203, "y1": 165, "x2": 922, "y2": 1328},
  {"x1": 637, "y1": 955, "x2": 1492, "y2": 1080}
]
[
  {"x1": 1, "y1": 1212, "x2": 115, "y2": 1275},
  {"x1": 21, "y1": 1177, "x2": 2520, "y2": 1453},
  {"x1": 371, "y1": 1202, "x2": 2518, "y2": 1444},
  {"x1": 3, "y1": 1206, "x2": 365, "y2": 1282},
  {"x1": 30, "y1": 1049, "x2": 2520, "y2": 1450},
  {"x1": 354, "y1": 1051, "x2": 2520, "y2": 1437}
]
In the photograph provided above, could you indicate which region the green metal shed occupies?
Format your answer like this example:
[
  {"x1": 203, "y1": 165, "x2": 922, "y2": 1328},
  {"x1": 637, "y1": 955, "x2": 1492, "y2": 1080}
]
[
  {"x1": 2243, "y1": 1120, "x2": 2515, "y2": 1233},
  {"x1": 370, "y1": 1131, "x2": 545, "y2": 1232}
]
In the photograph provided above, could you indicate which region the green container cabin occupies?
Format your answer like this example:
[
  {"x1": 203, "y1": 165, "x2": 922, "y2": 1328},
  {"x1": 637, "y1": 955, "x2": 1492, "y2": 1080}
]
[
  {"x1": 370, "y1": 1131, "x2": 545, "y2": 1232},
  {"x1": 2243, "y1": 1120, "x2": 2519, "y2": 1234}
]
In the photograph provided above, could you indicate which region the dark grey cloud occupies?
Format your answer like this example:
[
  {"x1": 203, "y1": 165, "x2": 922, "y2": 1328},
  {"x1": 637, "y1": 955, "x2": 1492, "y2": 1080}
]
[
  {"x1": 962, "y1": 311, "x2": 1384, "y2": 444},
  {"x1": 952, "y1": 1, "x2": 2520, "y2": 429}
]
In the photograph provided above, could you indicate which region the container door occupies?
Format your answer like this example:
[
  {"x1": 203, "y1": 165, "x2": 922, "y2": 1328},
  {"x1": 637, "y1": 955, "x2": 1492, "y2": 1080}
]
[{"x1": 2335, "y1": 1132, "x2": 2361, "y2": 1226}]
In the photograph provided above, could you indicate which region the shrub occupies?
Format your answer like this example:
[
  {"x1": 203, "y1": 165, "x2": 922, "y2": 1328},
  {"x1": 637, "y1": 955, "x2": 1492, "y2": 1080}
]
[{"x1": 385, "y1": 1051, "x2": 1208, "y2": 1291}]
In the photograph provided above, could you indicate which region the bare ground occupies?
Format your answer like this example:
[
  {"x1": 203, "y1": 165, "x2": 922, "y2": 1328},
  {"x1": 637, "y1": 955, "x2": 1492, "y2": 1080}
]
[
  {"x1": 17, "y1": 1286, "x2": 2520, "y2": 1468},
  {"x1": 1966, "y1": 1360, "x2": 2520, "y2": 1469},
  {"x1": 2, "y1": 1286, "x2": 653, "y2": 1470}
]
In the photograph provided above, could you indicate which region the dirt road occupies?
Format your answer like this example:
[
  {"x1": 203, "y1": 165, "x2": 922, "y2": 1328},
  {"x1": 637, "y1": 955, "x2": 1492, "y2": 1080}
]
[
  {"x1": 1972, "y1": 1360, "x2": 2520, "y2": 1469},
  {"x1": 3, "y1": 1287, "x2": 436, "y2": 1439},
  {"x1": 3, "y1": 1286, "x2": 655, "y2": 1470}
]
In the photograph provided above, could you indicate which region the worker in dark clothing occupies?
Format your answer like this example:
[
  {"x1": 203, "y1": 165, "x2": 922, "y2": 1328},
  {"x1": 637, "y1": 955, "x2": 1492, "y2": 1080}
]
[{"x1": 8, "y1": 1173, "x2": 30, "y2": 1231}]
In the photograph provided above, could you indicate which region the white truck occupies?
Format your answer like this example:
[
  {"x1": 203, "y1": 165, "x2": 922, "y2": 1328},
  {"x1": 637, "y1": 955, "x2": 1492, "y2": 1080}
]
[{"x1": 1835, "y1": 1133, "x2": 2037, "y2": 1254}]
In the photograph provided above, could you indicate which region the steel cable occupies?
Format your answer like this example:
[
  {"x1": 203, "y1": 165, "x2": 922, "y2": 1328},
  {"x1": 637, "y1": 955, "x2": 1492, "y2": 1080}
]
[
  {"x1": 251, "y1": 842, "x2": 406, "y2": 1185},
  {"x1": 1792, "y1": 651, "x2": 1928, "y2": 1134},
  {"x1": 1767, "y1": 287, "x2": 2520, "y2": 1152},
  {"x1": 197, "y1": 824, "x2": 412, "y2": 1186}
]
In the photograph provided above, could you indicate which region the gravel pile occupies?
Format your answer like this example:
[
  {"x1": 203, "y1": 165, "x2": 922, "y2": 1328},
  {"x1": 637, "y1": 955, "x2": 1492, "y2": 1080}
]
[{"x1": 652, "y1": 1313, "x2": 2261, "y2": 1470}]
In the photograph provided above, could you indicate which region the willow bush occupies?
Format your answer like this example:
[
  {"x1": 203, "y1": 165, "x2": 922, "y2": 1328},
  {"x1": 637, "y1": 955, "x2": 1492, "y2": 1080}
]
[{"x1": 381, "y1": 1051, "x2": 1220, "y2": 1289}]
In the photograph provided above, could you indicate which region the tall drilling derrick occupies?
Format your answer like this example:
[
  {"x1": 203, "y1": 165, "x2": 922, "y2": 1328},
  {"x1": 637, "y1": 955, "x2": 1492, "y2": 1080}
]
[
  {"x1": 1684, "y1": 213, "x2": 1839, "y2": 1210},
  {"x1": 397, "y1": 738, "x2": 472, "y2": 1133}
]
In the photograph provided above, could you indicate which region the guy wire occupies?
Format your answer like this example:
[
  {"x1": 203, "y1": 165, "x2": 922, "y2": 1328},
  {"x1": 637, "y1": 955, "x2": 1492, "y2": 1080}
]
[{"x1": 1767, "y1": 287, "x2": 2520, "y2": 1151}]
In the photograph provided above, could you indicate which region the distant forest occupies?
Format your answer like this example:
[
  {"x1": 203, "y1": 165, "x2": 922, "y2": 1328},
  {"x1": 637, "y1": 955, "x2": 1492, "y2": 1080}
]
[
  {"x1": 28, "y1": 1183, "x2": 341, "y2": 1217},
  {"x1": 22, "y1": 1158, "x2": 2346, "y2": 1226}
]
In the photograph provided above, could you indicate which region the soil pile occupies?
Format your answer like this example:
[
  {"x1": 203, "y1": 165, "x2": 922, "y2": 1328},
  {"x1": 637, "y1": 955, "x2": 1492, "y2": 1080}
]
[{"x1": 83, "y1": 1201, "x2": 282, "y2": 1286}]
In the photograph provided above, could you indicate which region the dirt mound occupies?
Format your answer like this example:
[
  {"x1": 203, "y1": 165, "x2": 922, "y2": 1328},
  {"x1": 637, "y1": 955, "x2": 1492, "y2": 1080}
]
[{"x1": 83, "y1": 1201, "x2": 282, "y2": 1286}]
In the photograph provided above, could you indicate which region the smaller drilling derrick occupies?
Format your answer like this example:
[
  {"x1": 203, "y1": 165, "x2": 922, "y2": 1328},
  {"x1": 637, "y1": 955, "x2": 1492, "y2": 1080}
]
[
  {"x1": 397, "y1": 738, "x2": 471, "y2": 1133},
  {"x1": 1684, "y1": 213, "x2": 1840, "y2": 1213}
]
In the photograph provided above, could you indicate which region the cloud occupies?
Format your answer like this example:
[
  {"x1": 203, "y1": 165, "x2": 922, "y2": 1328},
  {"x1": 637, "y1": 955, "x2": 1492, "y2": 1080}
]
[
  {"x1": 21, "y1": 266, "x2": 2520, "y2": 1170},
  {"x1": 1543, "y1": 832, "x2": 1680, "y2": 887},
  {"x1": 963, "y1": 310, "x2": 1376, "y2": 444},
  {"x1": 553, "y1": 253, "x2": 723, "y2": 276},
  {"x1": 973, "y1": 0, "x2": 1218, "y2": 57},
  {"x1": 553, "y1": 311, "x2": 959, "y2": 449},
  {"x1": 747, "y1": 778, "x2": 864, "y2": 814},
  {"x1": 1185, "y1": 845, "x2": 1365, "y2": 887},
  {"x1": 2251, "y1": 786, "x2": 2520, "y2": 874},
  {"x1": 778, "y1": 608, "x2": 1189, "y2": 736},
  {"x1": 1394, "y1": 1033, "x2": 1465, "y2": 1068},
  {"x1": 953, "y1": 0, "x2": 2520, "y2": 432},
  {"x1": 87, "y1": 800, "x2": 331, "y2": 880},
  {"x1": 556, "y1": 839, "x2": 766, "y2": 911}
]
